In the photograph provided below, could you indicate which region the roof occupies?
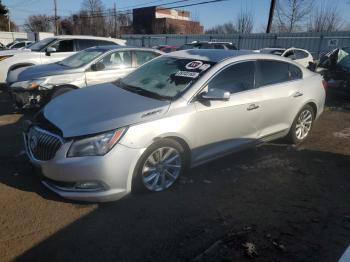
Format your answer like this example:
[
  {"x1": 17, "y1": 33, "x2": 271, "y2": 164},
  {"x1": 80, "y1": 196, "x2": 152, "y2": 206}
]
[
  {"x1": 167, "y1": 49, "x2": 253, "y2": 62},
  {"x1": 84, "y1": 45, "x2": 163, "y2": 53},
  {"x1": 53, "y1": 35, "x2": 126, "y2": 45}
]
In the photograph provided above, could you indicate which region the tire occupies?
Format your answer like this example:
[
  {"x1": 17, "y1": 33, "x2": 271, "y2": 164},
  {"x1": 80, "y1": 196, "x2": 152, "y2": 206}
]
[
  {"x1": 51, "y1": 87, "x2": 74, "y2": 100},
  {"x1": 132, "y1": 138, "x2": 188, "y2": 193},
  {"x1": 286, "y1": 104, "x2": 315, "y2": 144}
]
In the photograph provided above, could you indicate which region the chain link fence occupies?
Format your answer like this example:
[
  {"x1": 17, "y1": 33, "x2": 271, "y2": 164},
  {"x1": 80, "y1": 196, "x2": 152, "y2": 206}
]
[{"x1": 122, "y1": 31, "x2": 350, "y2": 59}]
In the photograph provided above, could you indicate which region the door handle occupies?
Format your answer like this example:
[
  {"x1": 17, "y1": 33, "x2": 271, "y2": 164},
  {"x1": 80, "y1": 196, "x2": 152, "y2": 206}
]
[
  {"x1": 247, "y1": 104, "x2": 259, "y2": 111},
  {"x1": 293, "y1": 91, "x2": 303, "y2": 97}
]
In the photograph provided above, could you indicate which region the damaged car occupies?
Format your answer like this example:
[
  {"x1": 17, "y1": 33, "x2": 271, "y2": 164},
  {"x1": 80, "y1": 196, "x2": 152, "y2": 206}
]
[
  {"x1": 313, "y1": 47, "x2": 350, "y2": 98},
  {"x1": 8, "y1": 46, "x2": 163, "y2": 109},
  {"x1": 24, "y1": 49, "x2": 325, "y2": 202}
]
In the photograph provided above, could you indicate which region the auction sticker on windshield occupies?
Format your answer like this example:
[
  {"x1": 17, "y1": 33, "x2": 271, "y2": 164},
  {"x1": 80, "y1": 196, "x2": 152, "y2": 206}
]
[{"x1": 185, "y1": 61, "x2": 204, "y2": 70}]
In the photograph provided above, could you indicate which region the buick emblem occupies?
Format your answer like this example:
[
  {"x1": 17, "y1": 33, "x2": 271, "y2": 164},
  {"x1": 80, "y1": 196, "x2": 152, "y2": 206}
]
[{"x1": 29, "y1": 135, "x2": 38, "y2": 151}]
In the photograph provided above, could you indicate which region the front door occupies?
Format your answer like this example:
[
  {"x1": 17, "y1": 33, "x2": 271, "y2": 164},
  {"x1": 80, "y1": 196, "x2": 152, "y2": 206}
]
[
  {"x1": 40, "y1": 39, "x2": 75, "y2": 64},
  {"x1": 192, "y1": 61, "x2": 262, "y2": 163}
]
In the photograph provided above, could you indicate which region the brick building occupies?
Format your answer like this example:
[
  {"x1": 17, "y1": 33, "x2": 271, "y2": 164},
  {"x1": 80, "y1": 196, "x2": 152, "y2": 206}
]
[{"x1": 130, "y1": 6, "x2": 203, "y2": 34}]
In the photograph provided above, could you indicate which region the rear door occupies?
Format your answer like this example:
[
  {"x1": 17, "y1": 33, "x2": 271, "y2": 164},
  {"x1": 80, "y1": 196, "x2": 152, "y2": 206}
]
[
  {"x1": 255, "y1": 60, "x2": 304, "y2": 139},
  {"x1": 85, "y1": 50, "x2": 133, "y2": 85}
]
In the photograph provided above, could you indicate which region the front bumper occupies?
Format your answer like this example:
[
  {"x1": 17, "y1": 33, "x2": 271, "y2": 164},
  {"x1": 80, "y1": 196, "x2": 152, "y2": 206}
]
[{"x1": 24, "y1": 132, "x2": 145, "y2": 202}]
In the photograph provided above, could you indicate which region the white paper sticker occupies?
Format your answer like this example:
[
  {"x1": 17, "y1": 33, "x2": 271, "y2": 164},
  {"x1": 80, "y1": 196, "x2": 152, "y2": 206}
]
[
  {"x1": 175, "y1": 71, "x2": 200, "y2": 78},
  {"x1": 199, "y1": 64, "x2": 211, "y2": 71}
]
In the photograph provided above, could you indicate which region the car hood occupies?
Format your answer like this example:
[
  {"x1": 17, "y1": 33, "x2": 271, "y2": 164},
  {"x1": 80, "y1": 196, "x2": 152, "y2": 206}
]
[
  {"x1": 43, "y1": 83, "x2": 171, "y2": 138},
  {"x1": 8, "y1": 63, "x2": 83, "y2": 84}
]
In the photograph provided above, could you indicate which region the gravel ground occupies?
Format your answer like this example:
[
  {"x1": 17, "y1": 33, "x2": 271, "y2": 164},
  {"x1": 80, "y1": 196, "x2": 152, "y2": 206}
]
[{"x1": 0, "y1": 89, "x2": 349, "y2": 262}]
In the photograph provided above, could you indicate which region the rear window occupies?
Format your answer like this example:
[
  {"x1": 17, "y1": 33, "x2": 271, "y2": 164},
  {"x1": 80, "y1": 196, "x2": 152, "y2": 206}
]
[{"x1": 257, "y1": 60, "x2": 302, "y2": 86}]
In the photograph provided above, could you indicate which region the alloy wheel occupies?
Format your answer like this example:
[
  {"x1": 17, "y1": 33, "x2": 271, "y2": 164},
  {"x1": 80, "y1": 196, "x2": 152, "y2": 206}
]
[
  {"x1": 142, "y1": 147, "x2": 182, "y2": 192},
  {"x1": 295, "y1": 109, "x2": 313, "y2": 140}
]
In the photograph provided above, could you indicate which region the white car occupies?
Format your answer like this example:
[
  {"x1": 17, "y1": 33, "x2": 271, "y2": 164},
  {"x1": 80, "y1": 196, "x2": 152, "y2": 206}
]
[
  {"x1": 0, "y1": 35, "x2": 126, "y2": 84},
  {"x1": 7, "y1": 41, "x2": 34, "y2": 50},
  {"x1": 258, "y1": 47, "x2": 314, "y2": 67}
]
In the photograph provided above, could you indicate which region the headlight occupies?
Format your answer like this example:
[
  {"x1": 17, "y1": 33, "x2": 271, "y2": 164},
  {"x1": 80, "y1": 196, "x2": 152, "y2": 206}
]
[
  {"x1": 67, "y1": 128, "x2": 127, "y2": 157},
  {"x1": 0, "y1": 55, "x2": 13, "y2": 61},
  {"x1": 10, "y1": 78, "x2": 53, "y2": 90}
]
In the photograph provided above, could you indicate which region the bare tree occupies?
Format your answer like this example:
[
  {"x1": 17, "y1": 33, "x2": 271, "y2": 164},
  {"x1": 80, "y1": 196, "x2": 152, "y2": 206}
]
[
  {"x1": 81, "y1": 0, "x2": 106, "y2": 36},
  {"x1": 307, "y1": 2, "x2": 343, "y2": 32},
  {"x1": 205, "y1": 22, "x2": 237, "y2": 34},
  {"x1": 276, "y1": 0, "x2": 314, "y2": 32},
  {"x1": 24, "y1": 15, "x2": 53, "y2": 32},
  {"x1": 236, "y1": 9, "x2": 254, "y2": 33}
]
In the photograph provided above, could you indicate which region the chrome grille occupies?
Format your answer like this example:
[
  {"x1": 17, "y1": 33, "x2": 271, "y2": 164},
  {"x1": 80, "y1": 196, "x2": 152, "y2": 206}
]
[{"x1": 27, "y1": 126, "x2": 63, "y2": 161}]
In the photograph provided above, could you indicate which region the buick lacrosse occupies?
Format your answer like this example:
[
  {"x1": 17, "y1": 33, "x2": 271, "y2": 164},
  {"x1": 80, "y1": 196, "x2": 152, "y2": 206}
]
[{"x1": 24, "y1": 49, "x2": 326, "y2": 202}]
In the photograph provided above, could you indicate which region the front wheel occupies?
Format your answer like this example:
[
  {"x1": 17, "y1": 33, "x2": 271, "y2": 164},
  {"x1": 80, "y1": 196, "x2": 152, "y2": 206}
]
[
  {"x1": 133, "y1": 139, "x2": 187, "y2": 193},
  {"x1": 287, "y1": 105, "x2": 315, "y2": 144}
]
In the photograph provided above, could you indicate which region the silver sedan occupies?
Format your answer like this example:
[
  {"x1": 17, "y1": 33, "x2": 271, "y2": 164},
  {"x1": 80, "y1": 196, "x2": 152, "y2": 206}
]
[
  {"x1": 24, "y1": 49, "x2": 326, "y2": 202},
  {"x1": 8, "y1": 46, "x2": 163, "y2": 108}
]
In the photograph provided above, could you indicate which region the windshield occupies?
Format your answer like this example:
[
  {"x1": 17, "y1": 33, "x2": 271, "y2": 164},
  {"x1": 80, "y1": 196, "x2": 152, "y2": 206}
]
[
  {"x1": 29, "y1": 38, "x2": 56, "y2": 52},
  {"x1": 58, "y1": 49, "x2": 105, "y2": 68},
  {"x1": 117, "y1": 56, "x2": 215, "y2": 99}
]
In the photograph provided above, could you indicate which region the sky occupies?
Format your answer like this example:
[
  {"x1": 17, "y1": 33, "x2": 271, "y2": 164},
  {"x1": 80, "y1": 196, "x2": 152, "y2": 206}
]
[{"x1": 3, "y1": 0, "x2": 350, "y2": 32}]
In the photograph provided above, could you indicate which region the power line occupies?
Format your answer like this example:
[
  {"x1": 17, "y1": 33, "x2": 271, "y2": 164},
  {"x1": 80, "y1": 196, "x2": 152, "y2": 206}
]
[{"x1": 70, "y1": 0, "x2": 228, "y2": 19}]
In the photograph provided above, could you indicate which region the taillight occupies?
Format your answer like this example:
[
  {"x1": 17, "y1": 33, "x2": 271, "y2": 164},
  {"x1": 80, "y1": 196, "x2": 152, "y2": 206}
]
[{"x1": 322, "y1": 80, "x2": 328, "y2": 90}]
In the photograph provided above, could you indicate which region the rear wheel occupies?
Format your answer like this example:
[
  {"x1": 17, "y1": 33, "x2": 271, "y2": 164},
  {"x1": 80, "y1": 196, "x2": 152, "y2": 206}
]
[
  {"x1": 133, "y1": 139, "x2": 187, "y2": 193},
  {"x1": 287, "y1": 104, "x2": 315, "y2": 144}
]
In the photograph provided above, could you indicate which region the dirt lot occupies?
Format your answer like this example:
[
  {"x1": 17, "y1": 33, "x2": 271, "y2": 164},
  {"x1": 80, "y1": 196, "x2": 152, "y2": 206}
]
[{"x1": 0, "y1": 89, "x2": 349, "y2": 262}]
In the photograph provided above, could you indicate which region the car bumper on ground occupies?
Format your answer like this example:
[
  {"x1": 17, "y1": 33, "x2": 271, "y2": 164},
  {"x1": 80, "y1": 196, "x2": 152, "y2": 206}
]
[{"x1": 24, "y1": 132, "x2": 145, "y2": 202}]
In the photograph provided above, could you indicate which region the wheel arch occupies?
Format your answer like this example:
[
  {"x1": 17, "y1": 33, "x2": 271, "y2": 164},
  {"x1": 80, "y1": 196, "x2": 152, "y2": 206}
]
[
  {"x1": 305, "y1": 101, "x2": 318, "y2": 118},
  {"x1": 8, "y1": 63, "x2": 35, "y2": 72}
]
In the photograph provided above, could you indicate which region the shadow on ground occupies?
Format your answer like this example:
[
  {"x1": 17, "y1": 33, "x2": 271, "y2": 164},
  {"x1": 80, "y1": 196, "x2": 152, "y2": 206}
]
[{"x1": 12, "y1": 145, "x2": 350, "y2": 262}]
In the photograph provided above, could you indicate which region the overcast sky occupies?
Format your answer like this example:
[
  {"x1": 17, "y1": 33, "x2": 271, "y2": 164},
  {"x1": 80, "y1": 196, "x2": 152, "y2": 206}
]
[{"x1": 3, "y1": 0, "x2": 349, "y2": 32}]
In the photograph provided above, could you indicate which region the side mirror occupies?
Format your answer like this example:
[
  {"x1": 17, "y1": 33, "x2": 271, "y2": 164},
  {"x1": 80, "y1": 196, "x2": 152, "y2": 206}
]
[
  {"x1": 91, "y1": 62, "x2": 105, "y2": 71},
  {"x1": 45, "y1": 47, "x2": 56, "y2": 56},
  {"x1": 199, "y1": 88, "x2": 230, "y2": 101}
]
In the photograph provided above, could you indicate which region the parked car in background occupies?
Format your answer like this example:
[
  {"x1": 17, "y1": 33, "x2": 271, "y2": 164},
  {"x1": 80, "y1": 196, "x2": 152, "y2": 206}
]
[
  {"x1": 178, "y1": 41, "x2": 237, "y2": 50},
  {"x1": 153, "y1": 45, "x2": 178, "y2": 53},
  {"x1": 24, "y1": 49, "x2": 325, "y2": 202},
  {"x1": 314, "y1": 47, "x2": 350, "y2": 98},
  {"x1": 258, "y1": 47, "x2": 313, "y2": 67},
  {"x1": 7, "y1": 41, "x2": 34, "y2": 50},
  {"x1": 8, "y1": 46, "x2": 163, "y2": 108},
  {"x1": 0, "y1": 42, "x2": 6, "y2": 50},
  {"x1": 0, "y1": 35, "x2": 126, "y2": 85}
]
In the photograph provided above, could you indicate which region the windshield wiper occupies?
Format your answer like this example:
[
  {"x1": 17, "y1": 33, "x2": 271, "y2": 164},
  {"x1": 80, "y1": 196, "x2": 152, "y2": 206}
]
[{"x1": 114, "y1": 80, "x2": 170, "y2": 101}]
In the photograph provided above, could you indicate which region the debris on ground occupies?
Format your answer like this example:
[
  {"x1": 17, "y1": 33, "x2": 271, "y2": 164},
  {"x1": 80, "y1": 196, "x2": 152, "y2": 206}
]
[
  {"x1": 333, "y1": 127, "x2": 350, "y2": 139},
  {"x1": 242, "y1": 242, "x2": 258, "y2": 258},
  {"x1": 272, "y1": 240, "x2": 286, "y2": 251},
  {"x1": 203, "y1": 179, "x2": 212, "y2": 184}
]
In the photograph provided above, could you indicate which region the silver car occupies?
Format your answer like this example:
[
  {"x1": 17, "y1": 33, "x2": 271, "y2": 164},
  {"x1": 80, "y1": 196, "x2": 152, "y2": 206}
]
[
  {"x1": 24, "y1": 50, "x2": 326, "y2": 202},
  {"x1": 8, "y1": 46, "x2": 163, "y2": 108}
]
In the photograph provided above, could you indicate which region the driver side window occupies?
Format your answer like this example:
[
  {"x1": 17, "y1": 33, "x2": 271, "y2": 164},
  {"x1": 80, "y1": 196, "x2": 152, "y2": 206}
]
[
  {"x1": 50, "y1": 40, "x2": 74, "y2": 52},
  {"x1": 99, "y1": 51, "x2": 132, "y2": 70},
  {"x1": 208, "y1": 61, "x2": 256, "y2": 94}
]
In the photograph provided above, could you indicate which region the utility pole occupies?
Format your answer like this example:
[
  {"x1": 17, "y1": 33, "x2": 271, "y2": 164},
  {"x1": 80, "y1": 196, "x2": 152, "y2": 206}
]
[
  {"x1": 7, "y1": 10, "x2": 11, "y2": 32},
  {"x1": 54, "y1": 0, "x2": 58, "y2": 35},
  {"x1": 266, "y1": 0, "x2": 276, "y2": 33},
  {"x1": 114, "y1": 2, "x2": 117, "y2": 38}
]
